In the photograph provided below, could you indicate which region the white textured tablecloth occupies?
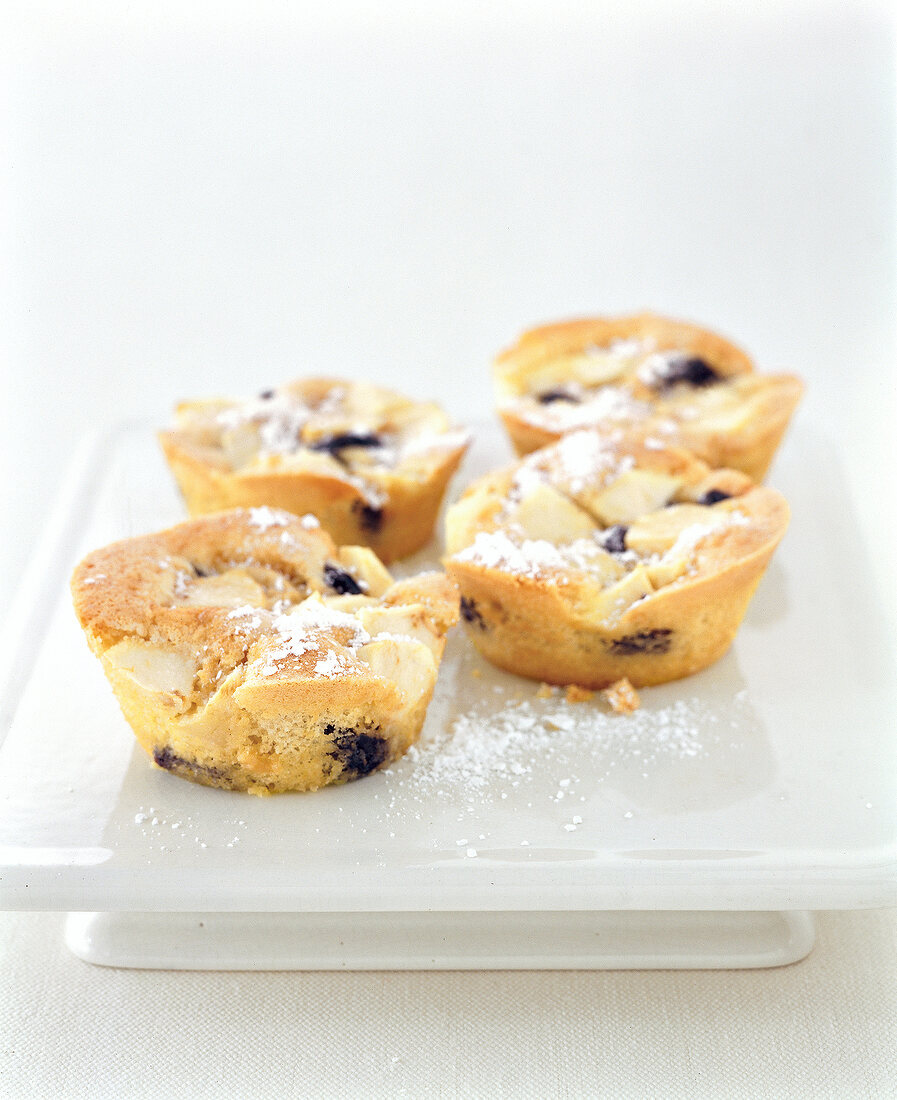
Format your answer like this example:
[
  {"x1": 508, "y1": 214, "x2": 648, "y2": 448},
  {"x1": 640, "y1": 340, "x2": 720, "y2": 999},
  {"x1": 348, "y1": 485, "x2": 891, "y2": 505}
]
[{"x1": 2, "y1": 909, "x2": 895, "y2": 1099}]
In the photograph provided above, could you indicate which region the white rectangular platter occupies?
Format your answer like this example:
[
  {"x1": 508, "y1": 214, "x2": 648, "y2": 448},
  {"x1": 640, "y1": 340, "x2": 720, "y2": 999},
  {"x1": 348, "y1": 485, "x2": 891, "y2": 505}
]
[{"x1": 1, "y1": 422, "x2": 895, "y2": 914}]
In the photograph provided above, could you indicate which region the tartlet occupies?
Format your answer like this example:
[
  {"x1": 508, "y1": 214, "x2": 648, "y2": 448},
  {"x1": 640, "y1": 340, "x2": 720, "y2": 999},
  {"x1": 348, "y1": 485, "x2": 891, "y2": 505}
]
[
  {"x1": 71, "y1": 508, "x2": 459, "y2": 794},
  {"x1": 494, "y1": 313, "x2": 803, "y2": 480},
  {"x1": 159, "y1": 378, "x2": 469, "y2": 562},
  {"x1": 444, "y1": 429, "x2": 789, "y2": 688}
]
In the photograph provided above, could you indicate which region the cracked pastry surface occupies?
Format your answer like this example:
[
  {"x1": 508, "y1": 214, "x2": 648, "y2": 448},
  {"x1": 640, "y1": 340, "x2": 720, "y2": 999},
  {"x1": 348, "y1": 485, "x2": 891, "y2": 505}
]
[
  {"x1": 159, "y1": 378, "x2": 470, "y2": 562},
  {"x1": 443, "y1": 430, "x2": 789, "y2": 688},
  {"x1": 71, "y1": 508, "x2": 460, "y2": 794},
  {"x1": 494, "y1": 313, "x2": 803, "y2": 480}
]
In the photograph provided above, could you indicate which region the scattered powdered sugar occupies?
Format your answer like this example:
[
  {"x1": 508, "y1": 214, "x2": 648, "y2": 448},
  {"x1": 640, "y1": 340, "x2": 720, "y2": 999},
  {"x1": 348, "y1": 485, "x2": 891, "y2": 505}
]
[
  {"x1": 605, "y1": 336, "x2": 653, "y2": 357},
  {"x1": 552, "y1": 429, "x2": 635, "y2": 491},
  {"x1": 521, "y1": 384, "x2": 651, "y2": 430},
  {"x1": 253, "y1": 597, "x2": 371, "y2": 676},
  {"x1": 508, "y1": 461, "x2": 549, "y2": 502},
  {"x1": 454, "y1": 530, "x2": 569, "y2": 580},
  {"x1": 300, "y1": 514, "x2": 320, "y2": 529},
  {"x1": 395, "y1": 692, "x2": 717, "y2": 799},
  {"x1": 636, "y1": 350, "x2": 680, "y2": 387},
  {"x1": 285, "y1": 597, "x2": 370, "y2": 641},
  {"x1": 313, "y1": 650, "x2": 358, "y2": 678},
  {"x1": 667, "y1": 511, "x2": 751, "y2": 561},
  {"x1": 173, "y1": 570, "x2": 193, "y2": 597},
  {"x1": 226, "y1": 605, "x2": 264, "y2": 633},
  {"x1": 399, "y1": 426, "x2": 472, "y2": 460},
  {"x1": 247, "y1": 506, "x2": 293, "y2": 531}
]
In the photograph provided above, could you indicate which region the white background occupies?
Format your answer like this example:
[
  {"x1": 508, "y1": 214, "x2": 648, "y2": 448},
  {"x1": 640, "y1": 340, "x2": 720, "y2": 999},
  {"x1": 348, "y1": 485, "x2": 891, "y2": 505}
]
[
  {"x1": 1, "y1": 3, "x2": 895, "y2": 1097},
  {"x1": 2, "y1": 0, "x2": 895, "y2": 619}
]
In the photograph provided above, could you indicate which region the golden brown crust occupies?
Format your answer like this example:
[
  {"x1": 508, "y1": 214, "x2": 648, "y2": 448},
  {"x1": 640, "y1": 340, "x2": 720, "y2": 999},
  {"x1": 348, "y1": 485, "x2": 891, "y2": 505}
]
[
  {"x1": 493, "y1": 313, "x2": 802, "y2": 480},
  {"x1": 443, "y1": 430, "x2": 788, "y2": 688},
  {"x1": 159, "y1": 378, "x2": 469, "y2": 562},
  {"x1": 72, "y1": 508, "x2": 460, "y2": 794}
]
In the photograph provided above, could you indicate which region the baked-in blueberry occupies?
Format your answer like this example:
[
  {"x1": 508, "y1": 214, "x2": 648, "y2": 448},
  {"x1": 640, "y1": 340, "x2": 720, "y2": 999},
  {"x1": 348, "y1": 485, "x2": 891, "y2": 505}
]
[
  {"x1": 537, "y1": 388, "x2": 581, "y2": 405},
  {"x1": 697, "y1": 489, "x2": 732, "y2": 506},
  {"x1": 323, "y1": 563, "x2": 363, "y2": 595},
  {"x1": 460, "y1": 596, "x2": 487, "y2": 630},
  {"x1": 309, "y1": 432, "x2": 382, "y2": 456},
  {"x1": 656, "y1": 355, "x2": 721, "y2": 390},
  {"x1": 352, "y1": 500, "x2": 383, "y2": 534},
  {"x1": 325, "y1": 726, "x2": 388, "y2": 777},
  {"x1": 605, "y1": 629, "x2": 673, "y2": 656},
  {"x1": 258, "y1": 389, "x2": 275, "y2": 400},
  {"x1": 153, "y1": 746, "x2": 229, "y2": 783},
  {"x1": 600, "y1": 525, "x2": 629, "y2": 554}
]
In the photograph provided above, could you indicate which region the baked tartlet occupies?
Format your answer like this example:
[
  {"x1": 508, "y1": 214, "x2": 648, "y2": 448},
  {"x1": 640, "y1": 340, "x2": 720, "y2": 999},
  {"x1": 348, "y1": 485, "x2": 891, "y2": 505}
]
[
  {"x1": 71, "y1": 508, "x2": 459, "y2": 794},
  {"x1": 159, "y1": 379, "x2": 470, "y2": 562},
  {"x1": 494, "y1": 313, "x2": 803, "y2": 480},
  {"x1": 444, "y1": 430, "x2": 789, "y2": 688}
]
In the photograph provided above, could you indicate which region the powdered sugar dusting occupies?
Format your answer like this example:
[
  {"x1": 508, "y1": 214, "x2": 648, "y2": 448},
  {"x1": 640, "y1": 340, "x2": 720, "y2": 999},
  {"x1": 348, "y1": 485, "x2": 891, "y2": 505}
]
[
  {"x1": 253, "y1": 597, "x2": 372, "y2": 676},
  {"x1": 389, "y1": 685, "x2": 749, "y2": 807},
  {"x1": 313, "y1": 650, "x2": 358, "y2": 678},
  {"x1": 519, "y1": 384, "x2": 651, "y2": 430},
  {"x1": 247, "y1": 506, "x2": 293, "y2": 531},
  {"x1": 454, "y1": 530, "x2": 569, "y2": 580},
  {"x1": 551, "y1": 429, "x2": 635, "y2": 491}
]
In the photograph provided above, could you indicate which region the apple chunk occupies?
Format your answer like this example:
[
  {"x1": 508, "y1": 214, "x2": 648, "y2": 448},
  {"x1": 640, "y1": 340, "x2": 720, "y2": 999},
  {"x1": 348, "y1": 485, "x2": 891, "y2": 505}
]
[
  {"x1": 579, "y1": 469, "x2": 683, "y2": 525},
  {"x1": 104, "y1": 640, "x2": 195, "y2": 697},
  {"x1": 179, "y1": 569, "x2": 267, "y2": 608},
  {"x1": 625, "y1": 504, "x2": 725, "y2": 555},
  {"x1": 507, "y1": 482, "x2": 595, "y2": 543},
  {"x1": 356, "y1": 637, "x2": 437, "y2": 717}
]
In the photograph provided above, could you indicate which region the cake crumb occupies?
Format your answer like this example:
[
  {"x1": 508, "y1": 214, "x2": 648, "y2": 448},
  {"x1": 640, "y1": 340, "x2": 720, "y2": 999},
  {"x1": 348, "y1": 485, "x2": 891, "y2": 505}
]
[
  {"x1": 536, "y1": 682, "x2": 555, "y2": 699},
  {"x1": 602, "y1": 677, "x2": 640, "y2": 714},
  {"x1": 470, "y1": 667, "x2": 482, "y2": 679},
  {"x1": 565, "y1": 684, "x2": 594, "y2": 703}
]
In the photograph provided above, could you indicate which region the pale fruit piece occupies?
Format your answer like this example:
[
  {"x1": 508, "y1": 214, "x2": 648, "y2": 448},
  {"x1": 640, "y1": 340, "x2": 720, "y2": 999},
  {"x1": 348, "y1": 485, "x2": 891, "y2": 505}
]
[
  {"x1": 518, "y1": 349, "x2": 634, "y2": 396},
  {"x1": 220, "y1": 422, "x2": 261, "y2": 469},
  {"x1": 645, "y1": 556, "x2": 689, "y2": 589},
  {"x1": 179, "y1": 568, "x2": 267, "y2": 608},
  {"x1": 664, "y1": 382, "x2": 752, "y2": 431},
  {"x1": 342, "y1": 380, "x2": 407, "y2": 421},
  {"x1": 573, "y1": 564, "x2": 655, "y2": 625},
  {"x1": 563, "y1": 541, "x2": 628, "y2": 585},
  {"x1": 444, "y1": 489, "x2": 495, "y2": 555},
  {"x1": 509, "y1": 482, "x2": 596, "y2": 543},
  {"x1": 580, "y1": 469, "x2": 683, "y2": 525},
  {"x1": 357, "y1": 605, "x2": 442, "y2": 656},
  {"x1": 625, "y1": 504, "x2": 725, "y2": 555},
  {"x1": 554, "y1": 350, "x2": 633, "y2": 387},
  {"x1": 356, "y1": 637, "x2": 437, "y2": 716},
  {"x1": 104, "y1": 640, "x2": 195, "y2": 697},
  {"x1": 336, "y1": 546, "x2": 393, "y2": 596}
]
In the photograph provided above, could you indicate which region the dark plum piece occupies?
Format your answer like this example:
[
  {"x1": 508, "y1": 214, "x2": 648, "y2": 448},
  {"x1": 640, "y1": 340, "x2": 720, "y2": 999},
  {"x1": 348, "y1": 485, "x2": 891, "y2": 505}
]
[
  {"x1": 697, "y1": 489, "x2": 732, "y2": 506},
  {"x1": 352, "y1": 500, "x2": 384, "y2": 534},
  {"x1": 605, "y1": 629, "x2": 673, "y2": 656},
  {"x1": 600, "y1": 525, "x2": 629, "y2": 554},
  {"x1": 323, "y1": 563, "x2": 363, "y2": 595},
  {"x1": 460, "y1": 596, "x2": 488, "y2": 631},
  {"x1": 537, "y1": 388, "x2": 581, "y2": 405},
  {"x1": 325, "y1": 726, "x2": 389, "y2": 778}
]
